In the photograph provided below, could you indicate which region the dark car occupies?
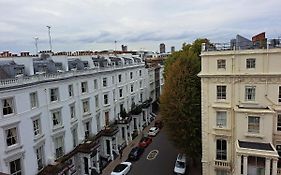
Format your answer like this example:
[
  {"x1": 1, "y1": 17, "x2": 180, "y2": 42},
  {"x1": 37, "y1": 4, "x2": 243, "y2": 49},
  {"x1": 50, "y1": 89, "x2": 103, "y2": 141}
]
[
  {"x1": 138, "y1": 136, "x2": 152, "y2": 148},
  {"x1": 128, "y1": 147, "x2": 145, "y2": 161}
]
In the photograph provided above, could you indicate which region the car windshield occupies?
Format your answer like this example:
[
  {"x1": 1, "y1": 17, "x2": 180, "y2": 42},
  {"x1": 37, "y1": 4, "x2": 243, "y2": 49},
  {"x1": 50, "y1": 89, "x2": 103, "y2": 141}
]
[
  {"x1": 113, "y1": 164, "x2": 127, "y2": 172},
  {"x1": 175, "y1": 161, "x2": 185, "y2": 168}
]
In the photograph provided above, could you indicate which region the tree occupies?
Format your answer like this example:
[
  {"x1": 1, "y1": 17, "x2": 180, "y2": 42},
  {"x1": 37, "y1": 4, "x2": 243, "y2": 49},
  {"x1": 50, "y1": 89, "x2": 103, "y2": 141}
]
[{"x1": 160, "y1": 39, "x2": 208, "y2": 164}]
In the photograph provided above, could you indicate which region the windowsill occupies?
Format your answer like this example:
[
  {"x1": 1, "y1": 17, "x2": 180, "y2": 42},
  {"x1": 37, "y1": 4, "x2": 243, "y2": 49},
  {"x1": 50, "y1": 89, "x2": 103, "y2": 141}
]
[
  {"x1": 83, "y1": 112, "x2": 91, "y2": 117},
  {"x1": 52, "y1": 125, "x2": 64, "y2": 132},
  {"x1": 34, "y1": 134, "x2": 45, "y2": 142},
  {"x1": 5, "y1": 144, "x2": 23, "y2": 153},
  {"x1": 3, "y1": 113, "x2": 15, "y2": 117},
  {"x1": 213, "y1": 127, "x2": 230, "y2": 131},
  {"x1": 245, "y1": 133, "x2": 264, "y2": 138},
  {"x1": 31, "y1": 106, "x2": 38, "y2": 110},
  {"x1": 241, "y1": 101, "x2": 259, "y2": 105},
  {"x1": 50, "y1": 100, "x2": 59, "y2": 103},
  {"x1": 217, "y1": 68, "x2": 226, "y2": 71},
  {"x1": 215, "y1": 99, "x2": 228, "y2": 103},
  {"x1": 71, "y1": 118, "x2": 78, "y2": 125},
  {"x1": 104, "y1": 104, "x2": 110, "y2": 107}
]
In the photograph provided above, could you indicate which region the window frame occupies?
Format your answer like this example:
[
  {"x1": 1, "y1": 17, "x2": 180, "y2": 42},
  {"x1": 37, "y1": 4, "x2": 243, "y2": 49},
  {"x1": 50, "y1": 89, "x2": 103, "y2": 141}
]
[
  {"x1": 50, "y1": 88, "x2": 59, "y2": 102},
  {"x1": 216, "y1": 139, "x2": 227, "y2": 160},
  {"x1": 9, "y1": 158, "x2": 22, "y2": 175},
  {"x1": 103, "y1": 94, "x2": 109, "y2": 105},
  {"x1": 81, "y1": 81, "x2": 88, "y2": 93},
  {"x1": 278, "y1": 114, "x2": 281, "y2": 131},
  {"x1": 102, "y1": 77, "x2": 107, "y2": 87},
  {"x1": 248, "y1": 116, "x2": 260, "y2": 133},
  {"x1": 5, "y1": 127, "x2": 18, "y2": 147},
  {"x1": 36, "y1": 145, "x2": 45, "y2": 170},
  {"x1": 52, "y1": 110, "x2": 62, "y2": 128},
  {"x1": 217, "y1": 59, "x2": 226, "y2": 69},
  {"x1": 54, "y1": 136, "x2": 64, "y2": 159},
  {"x1": 2, "y1": 97, "x2": 15, "y2": 116},
  {"x1": 216, "y1": 111, "x2": 227, "y2": 128},
  {"x1": 118, "y1": 74, "x2": 122, "y2": 83},
  {"x1": 82, "y1": 100, "x2": 90, "y2": 114},
  {"x1": 246, "y1": 58, "x2": 256, "y2": 69},
  {"x1": 33, "y1": 118, "x2": 42, "y2": 137},
  {"x1": 245, "y1": 86, "x2": 256, "y2": 101},
  {"x1": 216, "y1": 85, "x2": 226, "y2": 100},
  {"x1": 30, "y1": 92, "x2": 38, "y2": 109},
  {"x1": 68, "y1": 84, "x2": 74, "y2": 97}
]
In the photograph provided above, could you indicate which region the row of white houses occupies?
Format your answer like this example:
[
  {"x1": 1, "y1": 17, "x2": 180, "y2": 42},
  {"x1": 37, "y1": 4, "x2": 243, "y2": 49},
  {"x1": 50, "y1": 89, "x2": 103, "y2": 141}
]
[{"x1": 0, "y1": 51, "x2": 164, "y2": 175}]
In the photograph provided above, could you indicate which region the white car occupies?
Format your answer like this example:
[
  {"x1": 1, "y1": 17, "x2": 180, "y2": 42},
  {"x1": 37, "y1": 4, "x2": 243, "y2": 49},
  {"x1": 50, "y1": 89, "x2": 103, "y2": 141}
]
[
  {"x1": 174, "y1": 154, "x2": 187, "y2": 174},
  {"x1": 111, "y1": 162, "x2": 132, "y2": 175},
  {"x1": 148, "y1": 127, "x2": 159, "y2": 136}
]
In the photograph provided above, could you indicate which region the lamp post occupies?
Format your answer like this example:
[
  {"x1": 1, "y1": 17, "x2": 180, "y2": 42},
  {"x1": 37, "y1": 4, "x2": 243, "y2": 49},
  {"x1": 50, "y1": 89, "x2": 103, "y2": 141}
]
[{"x1": 46, "y1": 26, "x2": 52, "y2": 51}]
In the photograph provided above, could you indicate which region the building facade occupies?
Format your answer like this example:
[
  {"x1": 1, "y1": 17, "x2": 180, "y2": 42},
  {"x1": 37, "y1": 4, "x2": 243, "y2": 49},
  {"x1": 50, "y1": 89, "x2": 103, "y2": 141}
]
[
  {"x1": 199, "y1": 36, "x2": 281, "y2": 175},
  {"x1": 0, "y1": 51, "x2": 164, "y2": 175}
]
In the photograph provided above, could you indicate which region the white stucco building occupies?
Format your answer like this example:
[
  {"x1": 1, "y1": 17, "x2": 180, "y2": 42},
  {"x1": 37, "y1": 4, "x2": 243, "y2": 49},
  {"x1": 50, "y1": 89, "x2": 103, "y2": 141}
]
[
  {"x1": 0, "y1": 50, "x2": 164, "y2": 175},
  {"x1": 199, "y1": 35, "x2": 281, "y2": 175}
]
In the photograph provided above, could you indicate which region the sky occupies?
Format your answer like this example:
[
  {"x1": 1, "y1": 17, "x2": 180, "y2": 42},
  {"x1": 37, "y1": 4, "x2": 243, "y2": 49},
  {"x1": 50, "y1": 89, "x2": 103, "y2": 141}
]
[{"x1": 0, "y1": 0, "x2": 281, "y2": 54}]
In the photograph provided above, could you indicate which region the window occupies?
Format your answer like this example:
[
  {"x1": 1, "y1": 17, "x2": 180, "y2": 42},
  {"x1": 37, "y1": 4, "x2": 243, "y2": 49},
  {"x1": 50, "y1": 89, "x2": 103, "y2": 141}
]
[
  {"x1": 216, "y1": 139, "x2": 227, "y2": 160},
  {"x1": 245, "y1": 86, "x2": 256, "y2": 101},
  {"x1": 278, "y1": 114, "x2": 281, "y2": 131},
  {"x1": 50, "y1": 88, "x2": 59, "y2": 102},
  {"x1": 112, "y1": 76, "x2": 115, "y2": 84},
  {"x1": 216, "y1": 111, "x2": 227, "y2": 128},
  {"x1": 95, "y1": 95, "x2": 99, "y2": 108},
  {"x1": 118, "y1": 74, "x2": 122, "y2": 83},
  {"x1": 84, "y1": 122, "x2": 91, "y2": 139},
  {"x1": 246, "y1": 58, "x2": 256, "y2": 69},
  {"x1": 217, "y1": 59, "x2": 226, "y2": 69},
  {"x1": 2, "y1": 98, "x2": 14, "y2": 115},
  {"x1": 6, "y1": 127, "x2": 18, "y2": 146},
  {"x1": 36, "y1": 145, "x2": 45, "y2": 170},
  {"x1": 94, "y1": 79, "x2": 98, "y2": 89},
  {"x1": 131, "y1": 84, "x2": 134, "y2": 93},
  {"x1": 113, "y1": 89, "x2": 116, "y2": 101},
  {"x1": 52, "y1": 110, "x2": 62, "y2": 128},
  {"x1": 248, "y1": 116, "x2": 260, "y2": 133},
  {"x1": 70, "y1": 105, "x2": 76, "y2": 119},
  {"x1": 54, "y1": 136, "x2": 64, "y2": 158},
  {"x1": 68, "y1": 84, "x2": 74, "y2": 97},
  {"x1": 104, "y1": 94, "x2": 108, "y2": 105},
  {"x1": 72, "y1": 128, "x2": 78, "y2": 147},
  {"x1": 82, "y1": 100, "x2": 90, "y2": 114},
  {"x1": 139, "y1": 70, "x2": 142, "y2": 76},
  {"x1": 103, "y1": 77, "x2": 107, "y2": 87},
  {"x1": 140, "y1": 93, "x2": 143, "y2": 102},
  {"x1": 30, "y1": 92, "x2": 38, "y2": 108},
  {"x1": 33, "y1": 118, "x2": 41, "y2": 136},
  {"x1": 217, "y1": 85, "x2": 226, "y2": 100},
  {"x1": 279, "y1": 86, "x2": 281, "y2": 103},
  {"x1": 9, "y1": 158, "x2": 22, "y2": 175},
  {"x1": 140, "y1": 80, "x2": 143, "y2": 88},
  {"x1": 119, "y1": 88, "x2": 123, "y2": 98},
  {"x1": 130, "y1": 72, "x2": 133, "y2": 79},
  {"x1": 81, "y1": 82, "x2": 88, "y2": 93}
]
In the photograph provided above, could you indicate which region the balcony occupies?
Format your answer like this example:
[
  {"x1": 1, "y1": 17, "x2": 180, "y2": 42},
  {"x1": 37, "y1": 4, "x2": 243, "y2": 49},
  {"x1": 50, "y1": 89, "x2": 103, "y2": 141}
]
[{"x1": 214, "y1": 160, "x2": 231, "y2": 170}]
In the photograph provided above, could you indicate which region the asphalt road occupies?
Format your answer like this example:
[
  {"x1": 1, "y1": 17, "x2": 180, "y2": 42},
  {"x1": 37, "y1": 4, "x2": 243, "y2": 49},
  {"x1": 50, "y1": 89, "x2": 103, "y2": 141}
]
[{"x1": 127, "y1": 128, "x2": 182, "y2": 175}]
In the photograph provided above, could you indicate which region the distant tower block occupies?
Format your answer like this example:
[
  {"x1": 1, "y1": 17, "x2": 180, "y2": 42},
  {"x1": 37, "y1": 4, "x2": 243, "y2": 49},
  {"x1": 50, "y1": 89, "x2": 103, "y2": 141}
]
[
  {"x1": 160, "y1": 43, "x2": 165, "y2": 53},
  {"x1": 121, "y1": 45, "x2": 128, "y2": 52},
  {"x1": 171, "y1": 46, "x2": 175, "y2": 53}
]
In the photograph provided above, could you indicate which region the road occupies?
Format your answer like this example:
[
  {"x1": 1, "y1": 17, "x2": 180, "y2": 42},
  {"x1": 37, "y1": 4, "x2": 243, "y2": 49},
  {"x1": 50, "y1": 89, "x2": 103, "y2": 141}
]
[{"x1": 127, "y1": 127, "x2": 201, "y2": 175}]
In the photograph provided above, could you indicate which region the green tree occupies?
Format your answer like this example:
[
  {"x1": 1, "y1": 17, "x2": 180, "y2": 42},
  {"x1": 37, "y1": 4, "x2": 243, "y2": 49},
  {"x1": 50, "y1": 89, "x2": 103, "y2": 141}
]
[{"x1": 160, "y1": 39, "x2": 208, "y2": 164}]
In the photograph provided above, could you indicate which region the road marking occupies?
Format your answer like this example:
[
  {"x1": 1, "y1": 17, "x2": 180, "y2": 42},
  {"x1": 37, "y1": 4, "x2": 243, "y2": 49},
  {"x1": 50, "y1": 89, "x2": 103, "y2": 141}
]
[{"x1": 147, "y1": 149, "x2": 159, "y2": 160}]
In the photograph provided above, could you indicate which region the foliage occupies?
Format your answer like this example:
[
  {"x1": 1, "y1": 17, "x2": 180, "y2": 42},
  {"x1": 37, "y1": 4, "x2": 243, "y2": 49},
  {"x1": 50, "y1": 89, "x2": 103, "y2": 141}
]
[
  {"x1": 120, "y1": 108, "x2": 129, "y2": 119},
  {"x1": 130, "y1": 104, "x2": 143, "y2": 115},
  {"x1": 160, "y1": 39, "x2": 208, "y2": 162}
]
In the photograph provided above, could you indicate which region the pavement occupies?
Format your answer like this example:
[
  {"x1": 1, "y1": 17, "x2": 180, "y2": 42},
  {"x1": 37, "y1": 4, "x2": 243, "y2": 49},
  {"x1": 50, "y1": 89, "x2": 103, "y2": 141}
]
[{"x1": 101, "y1": 118, "x2": 156, "y2": 175}]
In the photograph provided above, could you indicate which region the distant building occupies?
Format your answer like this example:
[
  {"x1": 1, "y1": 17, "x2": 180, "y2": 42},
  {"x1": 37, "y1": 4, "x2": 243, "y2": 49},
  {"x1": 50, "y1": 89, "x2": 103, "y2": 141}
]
[
  {"x1": 160, "y1": 43, "x2": 165, "y2": 53},
  {"x1": 199, "y1": 33, "x2": 281, "y2": 175},
  {"x1": 171, "y1": 46, "x2": 175, "y2": 53},
  {"x1": 121, "y1": 45, "x2": 128, "y2": 52}
]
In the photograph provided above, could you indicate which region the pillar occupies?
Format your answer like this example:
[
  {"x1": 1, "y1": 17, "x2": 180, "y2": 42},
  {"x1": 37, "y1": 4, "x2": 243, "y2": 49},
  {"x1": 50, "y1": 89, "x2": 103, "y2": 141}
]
[
  {"x1": 265, "y1": 158, "x2": 271, "y2": 175},
  {"x1": 243, "y1": 156, "x2": 247, "y2": 175},
  {"x1": 124, "y1": 126, "x2": 128, "y2": 145},
  {"x1": 96, "y1": 151, "x2": 100, "y2": 173},
  {"x1": 236, "y1": 155, "x2": 241, "y2": 175},
  {"x1": 272, "y1": 158, "x2": 278, "y2": 175},
  {"x1": 109, "y1": 139, "x2": 113, "y2": 160}
]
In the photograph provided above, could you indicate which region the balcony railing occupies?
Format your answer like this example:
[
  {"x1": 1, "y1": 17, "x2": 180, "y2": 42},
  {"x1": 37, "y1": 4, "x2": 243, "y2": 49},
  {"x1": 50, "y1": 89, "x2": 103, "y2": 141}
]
[
  {"x1": 214, "y1": 160, "x2": 231, "y2": 169},
  {"x1": 0, "y1": 63, "x2": 144, "y2": 88}
]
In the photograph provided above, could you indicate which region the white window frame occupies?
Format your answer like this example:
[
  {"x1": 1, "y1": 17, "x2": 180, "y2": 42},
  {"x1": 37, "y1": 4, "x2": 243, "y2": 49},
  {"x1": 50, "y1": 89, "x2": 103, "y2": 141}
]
[
  {"x1": 94, "y1": 79, "x2": 98, "y2": 89},
  {"x1": 246, "y1": 58, "x2": 256, "y2": 69},
  {"x1": 33, "y1": 118, "x2": 41, "y2": 137},
  {"x1": 30, "y1": 92, "x2": 38, "y2": 109},
  {"x1": 245, "y1": 86, "x2": 256, "y2": 101},
  {"x1": 279, "y1": 86, "x2": 281, "y2": 103},
  {"x1": 118, "y1": 74, "x2": 122, "y2": 83},
  {"x1": 119, "y1": 88, "x2": 123, "y2": 98},
  {"x1": 54, "y1": 136, "x2": 64, "y2": 158},
  {"x1": 81, "y1": 81, "x2": 88, "y2": 93},
  {"x1": 140, "y1": 80, "x2": 143, "y2": 88},
  {"x1": 217, "y1": 59, "x2": 226, "y2": 69},
  {"x1": 68, "y1": 84, "x2": 74, "y2": 97},
  {"x1": 9, "y1": 158, "x2": 22, "y2": 175},
  {"x1": 130, "y1": 72, "x2": 133, "y2": 79},
  {"x1": 50, "y1": 88, "x2": 59, "y2": 102},
  {"x1": 70, "y1": 104, "x2": 76, "y2": 119},
  {"x1": 82, "y1": 100, "x2": 90, "y2": 114},
  {"x1": 131, "y1": 84, "x2": 134, "y2": 93},
  {"x1": 104, "y1": 94, "x2": 109, "y2": 105},
  {"x1": 102, "y1": 77, "x2": 107, "y2": 87},
  {"x1": 36, "y1": 145, "x2": 45, "y2": 170},
  {"x1": 278, "y1": 114, "x2": 281, "y2": 131},
  {"x1": 248, "y1": 116, "x2": 260, "y2": 133},
  {"x1": 5, "y1": 127, "x2": 18, "y2": 147},
  {"x1": 95, "y1": 95, "x2": 99, "y2": 108},
  {"x1": 216, "y1": 111, "x2": 227, "y2": 128},
  {"x1": 216, "y1": 85, "x2": 226, "y2": 100},
  {"x1": 52, "y1": 110, "x2": 62, "y2": 128},
  {"x1": 139, "y1": 70, "x2": 142, "y2": 76},
  {"x1": 72, "y1": 127, "x2": 78, "y2": 148},
  {"x1": 216, "y1": 139, "x2": 227, "y2": 160},
  {"x1": 2, "y1": 97, "x2": 15, "y2": 116}
]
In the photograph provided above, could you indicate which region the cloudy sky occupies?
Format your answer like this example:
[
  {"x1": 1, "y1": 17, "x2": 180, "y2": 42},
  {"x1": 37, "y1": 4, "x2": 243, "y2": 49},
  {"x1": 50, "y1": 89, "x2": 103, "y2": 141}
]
[{"x1": 0, "y1": 0, "x2": 280, "y2": 53}]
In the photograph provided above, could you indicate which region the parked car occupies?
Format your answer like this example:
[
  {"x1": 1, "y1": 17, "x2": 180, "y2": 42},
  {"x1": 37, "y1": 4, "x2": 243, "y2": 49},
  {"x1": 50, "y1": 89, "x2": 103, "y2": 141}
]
[
  {"x1": 138, "y1": 136, "x2": 152, "y2": 148},
  {"x1": 154, "y1": 120, "x2": 163, "y2": 129},
  {"x1": 111, "y1": 162, "x2": 132, "y2": 175},
  {"x1": 128, "y1": 146, "x2": 145, "y2": 161},
  {"x1": 174, "y1": 154, "x2": 187, "y2": 175},
  {"x1": 148, "y1": 127, "x2": 159, "y2": 136}
]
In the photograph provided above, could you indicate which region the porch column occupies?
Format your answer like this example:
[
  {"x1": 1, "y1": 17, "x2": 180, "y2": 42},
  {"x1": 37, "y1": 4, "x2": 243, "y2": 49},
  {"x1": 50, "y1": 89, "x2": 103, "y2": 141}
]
[
  {"x1": 96, "y1": 151, "x2": 100, "y2": 174},
  {"x1": 128, "y1": 124, "x2": 132, "y2": 142},
  {"x1": 265, "y1": 158, "x2": 271, "y2": 175},
  {"x1": 124, "y1": 126, "x2": 128, "y2": 145},
  {"x1": 236, "y1": 155, "x2": 241, "y2": 175},
  {"x1": 115, "y1": 136, "x2": 118, "y2": 153},
  {"x1": 272, "y1": 158, "x2": 278, "y2": 175},
  {"x1": 243, "y1": 156, "x2": 248, "y2": 175},
  {"x1": 109, "y1": 139, "x2": 113, "y2": 160},
  {"x1": 136, "y1": 117, "x2": 141, "y2": 134},
  {"x1": 87, "y1": 155, "x2": 91, "y2": 175}
]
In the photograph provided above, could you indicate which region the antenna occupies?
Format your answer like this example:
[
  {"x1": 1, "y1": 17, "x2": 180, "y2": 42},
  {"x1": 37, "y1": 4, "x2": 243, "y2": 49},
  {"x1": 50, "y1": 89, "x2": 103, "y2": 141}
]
[
  {"x1": 34, "y1": 37, "x2": 39, "y2": 54},
  {"x1": 46, "y1": 26, "x2": 52, "y2": 51}
]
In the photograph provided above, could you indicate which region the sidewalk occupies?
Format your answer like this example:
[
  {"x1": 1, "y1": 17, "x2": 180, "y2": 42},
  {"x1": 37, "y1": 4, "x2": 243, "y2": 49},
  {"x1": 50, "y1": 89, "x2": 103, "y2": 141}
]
[{"x1": 101, "y1": 119, "x2": 156, "y2": 175}]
